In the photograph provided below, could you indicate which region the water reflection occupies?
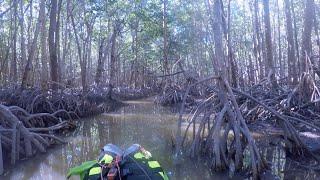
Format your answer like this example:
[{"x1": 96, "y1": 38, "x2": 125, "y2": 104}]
[
  {"x1": 3, "y1": 99, "x2": 320, "y2": 180},
  {"x1": 257, "y1": 138, "x2": 320, "y2": 180},
  {"x1": 4, "y1": 99, "x2": 212, "y2": 180}
]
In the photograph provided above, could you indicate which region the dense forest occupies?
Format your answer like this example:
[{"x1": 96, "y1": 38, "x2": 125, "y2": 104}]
[{"x1": 1, "y1": 0, "x2": 320, "y2": 179}]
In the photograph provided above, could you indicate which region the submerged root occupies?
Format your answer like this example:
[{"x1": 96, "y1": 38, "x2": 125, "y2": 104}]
[
  {"x1": 0, "y1": 86, "x2": 120, "y2": 174},
  {"x1": 177, "y1": 76, "x2": 267, "y2": 178},
  {"x1": 175, "y1": 72, "x2": 320, "y2": 179},
  {"x1": 0, "y1": 104, "x2": 70, "y2": 166}
]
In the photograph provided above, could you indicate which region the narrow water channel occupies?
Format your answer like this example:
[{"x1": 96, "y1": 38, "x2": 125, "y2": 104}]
[
  {"x1": 4, "y1": 98, "x2": 215, "y2": 180},
  {"x1": 3, "y1": 98, "x2": 320, "y2": 179}
]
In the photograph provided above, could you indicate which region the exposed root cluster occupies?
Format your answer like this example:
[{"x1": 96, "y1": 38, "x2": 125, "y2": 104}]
[
  {"x1": 156, "y1": 84, "x2": 185, "y2": 106},
  {"x1": 286, "y1": 72, "x2": 320, "y2": 110},
  {"x1": 174, "y1": 74, "x2": 320, "y2": 178},
  {"x1": 176, "y1": 77, "x2": 266, "y2": 178},
  {"x1": 0, "y1": 104, "x2": 71, "y2": 169},
  {"x1": 0, "y1": 85, "x2": 120, "y2": 173}
]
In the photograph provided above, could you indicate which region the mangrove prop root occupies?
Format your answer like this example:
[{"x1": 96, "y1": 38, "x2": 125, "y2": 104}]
[
  {"x1": 0, "y1": 104, "x2": 71, "y2": 168},
  {"x1": 174, "y1": 73, "x2": 320, "y2": 178},
  {"x1": 0, "y1": 86, "x2": 129, "y2": 174},
  {"x1": 176, "y1": 76, "x2": 266, "y2": 178}
]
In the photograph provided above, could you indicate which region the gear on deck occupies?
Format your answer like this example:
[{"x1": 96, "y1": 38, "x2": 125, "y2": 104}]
[{"x1": 67, "y1": 144, "x2": 169, "y2": 180}]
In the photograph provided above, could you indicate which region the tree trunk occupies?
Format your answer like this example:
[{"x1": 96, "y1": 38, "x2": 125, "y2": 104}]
[
  {"x1": 61, "y1": 0, "x2": 71, "y2": 85},
  {"x1": 70, "y1": 9, "x2": 85, "y2": 91},
  {"x1": 95, "y1": 38, "x2": 106, "y2": 86},
  {"x1": 284, "y1": 0, "x2": 297, "y2": 85},
  {"x1": 48, "y1": 0, "x2": 59, "y2": 90},
  {"x1": 82, "y1": 20, "x2": 94, "y2": 92},
  {"x1": 21, "y1": 0, "x2": 45, "y2": 89},
  {"x1": 56, "y1": 0, "x2": 62, "y2": 84},
  {"x1": 207, "y1": 1, "x2": 265, "y2": 175},
  {"x1": 129, "y1": 17, "x2": 139, "y2": 88},
  {"x1": 40, "y1": 1, "x2": 48, "y2": 90},
  {"x1": 253, "y1": 0, "x2": 264, "y2": 80},
  {"x1": 213, "y1": 0, "x2": 225, "y2": 75},
  {"x1": 19, "y1": 0, "x2": 26, "y2": 76},
  {"x1": 291, "y1": 0, "x2": 300, "y2": 75},
  {"x1": 314, "y1": 5, "x2": 320, "y2": 68},
  {"x1": 162, "y1": 0, "x2": 169, "y2": 82},
  {"x1": 109, "y1": 22, "x2": 120, "y2": 92},
  {"x1": 223, "y1": 0, "x2": 238, "y2": 87},
  {"x1": 300, "y1": 0, "x2": 315, "y2": 73},
  {"x1": 263, "y1": 0, "x2": 278, "y2": 88},
  {"x1": 248, "y1": 55, "x2": 255, "y2": 84},
  {"x1": 276, "y1": 0, "x2": 284, "y2": 79},
  {"x1": 10, "y1": 0, "x2": 18, "y2": 82}
]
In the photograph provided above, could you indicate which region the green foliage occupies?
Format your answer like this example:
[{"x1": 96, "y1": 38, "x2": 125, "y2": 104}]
[
  {"x1": 67, "y1": 160, "x2": 97, "y2": 179},
  {"x1": 1, "y1": 0, "x2": 319, "y2": 87}
]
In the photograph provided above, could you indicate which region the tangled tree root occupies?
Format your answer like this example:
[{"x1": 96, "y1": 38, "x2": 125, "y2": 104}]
[
  {"x1": 156, "y1": 84, "x2": 185, "y2": 106},
  {"x1": 286, "y1": 72, "x2": 320, "y2": 110},
  {"x1": 0, "y1": 86, "x2": 117, "y2": 117},
  {"x1": 176, "y1": 76, "x2": 266, "y2": 178},
  {"x1": 175, "y1": 74, "x2": 320, "y2": 178},
  {"x1": 0, "y1": 86, "x2": 121, "y2": 174},
  {"x1": 234, "y1": 72, "x2": 320, "y2": 156},
  {"x1": 0, "y1": 104, "x2": 71, "y2": 168}
]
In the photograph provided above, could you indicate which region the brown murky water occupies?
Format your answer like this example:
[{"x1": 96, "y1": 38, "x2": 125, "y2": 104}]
[
  {"x1": 2, "y1": 98, "x2": 320, "y2": 179},
  {"x1": 2, "y1": 98, "x2": 212, "y2": 180}
]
